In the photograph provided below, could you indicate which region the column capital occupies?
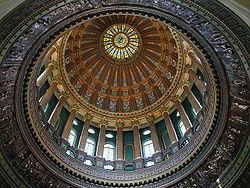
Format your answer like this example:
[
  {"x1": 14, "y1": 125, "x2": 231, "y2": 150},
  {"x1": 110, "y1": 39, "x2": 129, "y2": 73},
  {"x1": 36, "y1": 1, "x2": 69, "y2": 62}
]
[
  {"x1": 160, "y1": 106, "x2": 169, "y2": 115},
  {"x1": 51, "y1": 75, "x2": 61, "y2": 84},
  {"x1": 131, "y1": 119, "x2": 140, "y2": 127},
  {"x1": 116, "y1": 119, "x2": 124, "y2": 128},
  {"x1": 146, "y1": 114, "x2": 155, "y2": 122},
  {"x1": 59, "y1": 91, "x2": 69, "y2": 99},
  {"x1": 70, "y1": 104, "x2": 79, "y2": 112},
  {"x1": 171, "y1": 95, "x2": 180, "y2": 103},
  {"x1": 174, "y1": 99, "x2": 182, "y2": 105},
  {"x1": 187, "y1": 50, "x2": 194, "y2": 56},
  {"x1": 181, "y1": 80, "x2": 190, "y2": 89},
  {"x1": 99, "y1": 118, "x2": 108, "y2": 126},
  {"x1": 187, "y1": 67, "x2": 194, "y2": 74},
  {"x1": 48, "y1": 59, "x2": 57, "y2": 68},
  {"x1": 84, "y1": 112, "x2": 93, "y2": 121},
  {"x1": 52, "y1": 43, "x2": 60, "y2": 50}
]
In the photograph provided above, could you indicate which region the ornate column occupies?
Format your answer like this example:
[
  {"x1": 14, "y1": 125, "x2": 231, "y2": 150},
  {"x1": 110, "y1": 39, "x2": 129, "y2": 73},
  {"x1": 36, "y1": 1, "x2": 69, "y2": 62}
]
[
  {"x1": 147, "y1": 115, "x2": 161, "y2": 153},
  {"x1": 174, "y1": 99, "x2": 192, "y2": 130},
  {"x1": 131, "y1": 120, "x2": 142, "y2": 159},
  {"x1": 43, "y1": 46, "x2": 56, "y2": 66},
  {"x1": 48, "y1": 92, "x2": 68, "y2": 126},
  {"x1": 183, "y1": 85, "x2": 202, "y2": 113},
  {"x1": 188, "y1": 69, "x2": 206, "y2": 94},
  {"x1": 78, "y1": 113, "x2": 93, "y2": 150},
  {"x1": 116, "y1": 119, "x2": 124, "y2": 160},
  {"x1": 36, "y1": 61, "x2": 55, "y2": 87},
  {"x1": 61, "y1": 105, "x2": 78, "y2": 139},
  {"x1": 161, "y1": 109, "x2": 178, "y2": 143},
  {"x1": 39, "y1": 80, "x2": 58, "y2": 108},
  {"x1": 96, "y1": 119, "x2": 108, "y2": 157},
  {"x1": 188, "y1": 51, "x2": 202, "y2": 65}
]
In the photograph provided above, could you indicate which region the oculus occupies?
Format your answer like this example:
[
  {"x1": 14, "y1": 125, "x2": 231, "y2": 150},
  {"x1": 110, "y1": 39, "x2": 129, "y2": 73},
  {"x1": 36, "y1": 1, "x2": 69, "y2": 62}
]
[{"x1": 103, "y1": 24, "x2": 139, "y2": 59}]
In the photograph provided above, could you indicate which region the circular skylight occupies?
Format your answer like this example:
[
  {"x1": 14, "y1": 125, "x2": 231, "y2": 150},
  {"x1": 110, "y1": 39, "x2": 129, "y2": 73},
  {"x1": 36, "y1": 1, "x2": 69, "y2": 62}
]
[
  {"x1": 103, "y1": 24, "x2": 139, "y2": 59},
  {"x1": 105, "y1": 133, "x2": 114, "y2": 138}
]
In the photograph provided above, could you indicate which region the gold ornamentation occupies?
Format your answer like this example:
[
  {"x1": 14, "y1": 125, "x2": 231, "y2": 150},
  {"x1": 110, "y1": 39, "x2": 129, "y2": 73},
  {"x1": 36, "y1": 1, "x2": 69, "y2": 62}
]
[
  {"x1": 70, "y1": 104, "x2": 80, "y2": 111},
  {"x1": 146, "y1": 114, "x2": 155, "y2": 122},
  {"x1": 59, "y1": 91, "x2": 69, "y2": 99},
  {"x1": 131, "y1": 119, "x2": 140, "y2": 127},
  {"x1": 160, "y1": 106, "x2": 169, "y2": 114},
  {"x1": 84, "y1": 112, "x2": 93, "y2": 120},
  {"x1": 100, "y1": 118, "x2": 108, "y2": 126},
  {"x1": 114, "y1": 33, "x2": 128, "y2": 48},
  {"x1": 116, "y1": 119, "x2": 124, "y2": 127}
]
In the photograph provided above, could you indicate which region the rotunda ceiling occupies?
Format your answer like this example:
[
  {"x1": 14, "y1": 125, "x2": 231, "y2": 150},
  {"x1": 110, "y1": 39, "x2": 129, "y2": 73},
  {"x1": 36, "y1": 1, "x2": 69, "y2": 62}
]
[
  {"x1": 1, "y1": 1, "x2": 249, "y2": 188},
  {"x1": 59, "y1": 14, "x2": 184, "y2": 123}
]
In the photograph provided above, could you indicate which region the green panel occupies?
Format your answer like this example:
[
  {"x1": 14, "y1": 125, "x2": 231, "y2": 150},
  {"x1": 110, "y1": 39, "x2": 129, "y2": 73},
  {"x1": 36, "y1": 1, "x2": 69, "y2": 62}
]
[
  {"x1": 87, "y1": 125, "x2": 100, "y2": 156},
  {"x1": 156, "y1": 120, "x2": 171, "y2": 150},
  {"x1": 197, "y1": 69, "x2": 205, "y2": 82},
  {"x1": 123, "y1": 131, "x2": 134, "y2": 144},
  {"x1": 124, "y1": 164, "x2": 135, "y2": 171},
  {"x1": 124, "y1": 144, "x2": 134, "y2": 162},
  {"x1": 170, "y1": 110, "x2": 182, "y2": 139},
  {"x1": 183, "y1": 98, "x2": 196, "y2": 124},
  {"x1": 57, "y1": 107, "x2": 70, "y2": 137},
  {"x1": 71, "y1": 118, "x2": 83, "y2": 148},
  {"x1": 123, "y1": 131, "x2": 134, "y2": 161},
  {"x1": 39, "y1": 80, "x2": 49, "y2": 98},
  {"x1": 162, "y1": 133, "x2": 171, "y2": 149},
  {"x1": 191, "y1": 84, "x2": 203, "y2": 104},
  {"x1": 44, "y1": 94, "x2": 58, "y2": 121}
]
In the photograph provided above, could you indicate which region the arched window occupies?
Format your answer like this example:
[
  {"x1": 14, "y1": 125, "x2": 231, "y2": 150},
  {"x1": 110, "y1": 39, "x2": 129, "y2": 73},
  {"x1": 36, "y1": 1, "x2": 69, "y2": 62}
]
[
  {"x1": 103, "y1": 144, "x2": 115, "y2": 161},
  {"x1": 68, "y1": 129, "x2": 77, "y2": 147},
  {"x1": 84, "y1": 138, "x2": 95, "y2": 156},
  {"x1": 104, "y1": 164, "x2": 114, "y2": 170},
  {"x1": 145, "y1": 160, "x2": 155, "y2": 167},
  {"x1": 66, "y1": 150, "x2": 75, "y2": 158},
  {"x1": 178, "y1": 121, "x2": 186, "y2": 137},
  {"x1": 143, "y1": 140, "x2": 154, "y2": 158},
  {"x1": 84, "y1": 159, "x2": 94, "y2": 166}
]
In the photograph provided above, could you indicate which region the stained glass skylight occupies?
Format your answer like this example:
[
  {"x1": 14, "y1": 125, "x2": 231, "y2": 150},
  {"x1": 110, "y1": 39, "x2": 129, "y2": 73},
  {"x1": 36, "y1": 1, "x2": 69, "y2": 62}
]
[{"x1": 103, "y1": 24, "x2": 139, "y2": 59}]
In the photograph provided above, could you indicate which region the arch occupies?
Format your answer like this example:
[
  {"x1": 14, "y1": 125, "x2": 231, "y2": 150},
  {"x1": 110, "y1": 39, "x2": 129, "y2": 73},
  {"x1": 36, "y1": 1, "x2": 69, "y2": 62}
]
[
  {"x1": 124, "y1": 164, "x2": 135, "y2": 171},
  {"x1": 104, "y1": 164, "x2": 114, "y2": 170},
  {"x1": 145, "y1": 161, "x2": 155, "y2": 168},
  {"x1": 84, "y1": 159, "x2": 94, "y2": 166},
  {"x1": 66, "y1": 150, "x2": 75, "y2": 158}
]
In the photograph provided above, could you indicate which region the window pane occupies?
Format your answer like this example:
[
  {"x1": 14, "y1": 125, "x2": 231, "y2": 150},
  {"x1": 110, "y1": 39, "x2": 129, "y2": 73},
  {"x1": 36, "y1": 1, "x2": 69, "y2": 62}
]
[
  {"x1": 84, "y1": 159, "x2": 94, "y2": 166},
  {"x1": 104, "y1": 144, "x2": 114, "y2": 161},
  {"x1": 143, "y1": 140, "x2": 154, "y2": 158},
  {"x1": 84, "y1": 138, "x2": 95, "y2": 156},
  {"x1": 104, "y1": 164, "x2": 114, "y2": 170},
  {"x1": 179, "y1": 122, "x2": 186, "y2": 137},
  {"x1": 68, "y1": 129, "x2": 76, "y2": 146},
  {"x1": 145, "y1": 161, "x2": 154, "y2": 167}
]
